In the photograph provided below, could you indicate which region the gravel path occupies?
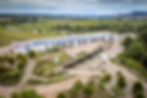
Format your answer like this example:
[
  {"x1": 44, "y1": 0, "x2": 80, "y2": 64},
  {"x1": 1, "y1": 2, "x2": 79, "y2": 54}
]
[{"x1": 18, "y1": 60, "x2": 36, "y2": 87}]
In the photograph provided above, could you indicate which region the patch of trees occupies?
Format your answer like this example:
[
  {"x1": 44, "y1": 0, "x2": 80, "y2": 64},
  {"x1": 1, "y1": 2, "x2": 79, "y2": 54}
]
[
  {"x1": 119, "y1": 23, "x2": 147, "y2": 78},
  {"x1": 0, "y1": 54, "x2": 27, "y2": 85},
  {"x1": 56, "y1": 72, "x2": 145, "y2": 98},
  {"x1": 0, "y1": 65, "x2": 21, "y2": 84}
]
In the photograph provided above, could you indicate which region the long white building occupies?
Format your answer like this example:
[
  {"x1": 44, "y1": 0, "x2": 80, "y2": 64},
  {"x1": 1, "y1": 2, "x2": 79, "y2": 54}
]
[{"x1": 12, "y1": 32, "x2": 117, "y2": 54}]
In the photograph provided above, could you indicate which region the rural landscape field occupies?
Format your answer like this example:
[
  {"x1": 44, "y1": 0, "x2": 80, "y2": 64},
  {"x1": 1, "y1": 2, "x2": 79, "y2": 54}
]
[{"x1": 0, "y1": 0, "x2": 147, "y2": 98}]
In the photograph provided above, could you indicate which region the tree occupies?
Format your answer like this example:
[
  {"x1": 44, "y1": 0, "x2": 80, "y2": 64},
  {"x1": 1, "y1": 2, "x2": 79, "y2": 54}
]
[
  {"x1": 138, "y1": 30, "x2": 147, "y2": 44},
  {"x1": 28, "y1": 50, "x2": 36, "y2": 58},
  {"x1": 138, "y1": 24, "x2": 147, "y2": 44},
  {"x1": 125, "y1": 42, "x2": 144, "y2": 61},
  {"x1": 0, "y1": 66, "x2": 21, "y2": 84},
  {"x1": 117, "y1": 72, "x2": 126, "y2": 89},
  {"x1": 17, "y1": 61, "x2": 26, "y2": 70},
  {"x1": 132, "y1": 81, "x2": 144, "y2": 98},
  {"x1": 122, "y1": 36, "x2": 133, "y2": 48},
  {"x1": 141, "y1": 53, "x2": 147, "y2": 68},
  {"x1": 57, "y1": 92, "x2": 66, "y2": 98}
]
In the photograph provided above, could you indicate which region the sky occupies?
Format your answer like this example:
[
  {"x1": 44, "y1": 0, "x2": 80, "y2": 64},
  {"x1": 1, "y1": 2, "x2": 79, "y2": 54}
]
[{"x1": 0, "y1": 0, "x2": 147, "y2": 16}]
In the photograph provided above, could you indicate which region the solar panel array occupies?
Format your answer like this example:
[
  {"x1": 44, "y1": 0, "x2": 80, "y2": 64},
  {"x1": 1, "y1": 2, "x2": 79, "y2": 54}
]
[{"x1": 12, "y1": 33, "x2": 116, "y2": 54}]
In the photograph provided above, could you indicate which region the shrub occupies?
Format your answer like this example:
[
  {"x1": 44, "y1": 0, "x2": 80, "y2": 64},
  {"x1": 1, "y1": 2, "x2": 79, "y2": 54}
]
[
  {"x1": 117, "y1": 72, "x2": 126, "y2": 89},
  {"x1": 138, "y1": 29, "x2": 147, "y2": 44},
  {"x1": 17, "y1": 60, "x2": 26, "y2": 70},
  {"x1": 69, "y1": 81, "x2": 83, "y2": 98},
  {"x1": 125, "y1": 58, "x2": 141, "y2": 68},
  {"x1": 0, "y1": 66, "x2": 7, "y2": 74},
  {"x1": 0, "y1": 96, "x2": 5, "y2": 98},
  {"x1": 83, "y1": 85, "x2": 94, "y2": 98},
  {"x1": 73, "y1": 80, "x2": 83, "y2": 90},
  {"x1": 28, "y1": 79, "x2": 43, "y2": 85},
  {"x1": 134, "y1": 91, "x2": 144, "y2": 98},
  {"x1": 101, "y1": 74, "x2": 111, "y2": 84},
  {"x1": 112, "y1": 86, "x2": 124, "y2": 97},
  {"x1": 17, "y1": 54, "x2": 27, "y2": 63},
  {"x1": 11, "y1": 92, "x2": 19, "y2": 98},
  {"x1": 98, "y1": 74, "x2": 111, "y2": 89},
  {"x1": 3, "y1": 70, "x2": 21, "y2": 84},
  {"x1": 49, "y1": 47, "x2": 60, "y2": 53},
  {"x1": 69, "y1": 88, "x2": 78, "y2": 98},
  {"x1": 0, "y1": 56, "x2": 4, "y2": 62},
  {"x1": 141, "y1": 53, "x2": 147, "y2": 68},
  {"x1": 132, "y1": 81, "x2": 144, "y2": 98},
  {"x1": 118, "y1": 53, "x2": 126, "y2": 64},
  {"x1": 124, "y1": 58, "x2": 147, "y2": 77},
  {"x1": 17, "y1": 54, "x2": 27, "y2": 70},
  {"x1": 4, "y1": 56, "x2": 15, "y2": 65},
  {"x1": 11, "y1": 89, "x2": 42, "y2": 98}
]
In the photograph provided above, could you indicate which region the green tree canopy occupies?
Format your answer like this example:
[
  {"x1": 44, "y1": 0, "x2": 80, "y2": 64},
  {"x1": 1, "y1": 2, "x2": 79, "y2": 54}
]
[{"x1": 11, "y1": 89, "x2": 42, "y2": 98}]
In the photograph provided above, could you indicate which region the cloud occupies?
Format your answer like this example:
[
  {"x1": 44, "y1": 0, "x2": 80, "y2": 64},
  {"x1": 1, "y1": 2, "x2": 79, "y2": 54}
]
[
  {"x1": 0, "y1": 0, "x2": 147, "y2": 15},
  {"x1": 1, "y1": 0, "x2": 146, "y2": 7}
]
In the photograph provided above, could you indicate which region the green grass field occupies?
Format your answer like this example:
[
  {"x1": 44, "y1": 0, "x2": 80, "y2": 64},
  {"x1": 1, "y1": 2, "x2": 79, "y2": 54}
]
[{"x1": 0, "y1": 18, "x2": 146, "y2": 46}]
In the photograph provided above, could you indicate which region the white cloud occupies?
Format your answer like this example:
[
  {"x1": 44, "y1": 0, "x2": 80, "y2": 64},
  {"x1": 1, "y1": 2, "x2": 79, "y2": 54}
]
[{"x1": 0, "y1": 0, "x2": 147, "y2": 15}]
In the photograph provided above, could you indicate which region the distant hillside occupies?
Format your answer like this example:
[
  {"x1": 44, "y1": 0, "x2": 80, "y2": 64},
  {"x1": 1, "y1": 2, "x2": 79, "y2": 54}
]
[
  {"x1": 0, "y1": 11, "x2": 147, "y2": 19},
  {"x1": 117, "y1": 11, "x2": 147, "y2": 19}
]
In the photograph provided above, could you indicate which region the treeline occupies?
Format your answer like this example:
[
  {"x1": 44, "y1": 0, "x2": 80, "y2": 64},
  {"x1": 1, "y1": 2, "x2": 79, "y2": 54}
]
[
  {"x1": 0, "y1": 17, "x2": 146, "y2": 33},
  {"x1": 0, "y1": 16, "x2": 38, "y2": 25}
]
